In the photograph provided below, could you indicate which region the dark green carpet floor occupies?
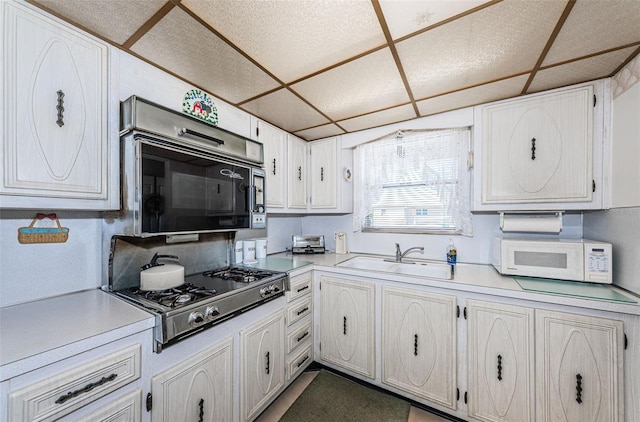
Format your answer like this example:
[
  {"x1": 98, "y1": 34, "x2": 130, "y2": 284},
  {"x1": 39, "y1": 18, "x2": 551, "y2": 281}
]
[{"x1": 279, "y1": 370, "x2": 410, "y2": 422}]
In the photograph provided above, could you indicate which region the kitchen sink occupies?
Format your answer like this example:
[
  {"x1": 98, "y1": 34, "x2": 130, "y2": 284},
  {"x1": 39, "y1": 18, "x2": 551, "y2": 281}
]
[{"x1": 337, "y1": 256, "x2": 452, "y2": 280}]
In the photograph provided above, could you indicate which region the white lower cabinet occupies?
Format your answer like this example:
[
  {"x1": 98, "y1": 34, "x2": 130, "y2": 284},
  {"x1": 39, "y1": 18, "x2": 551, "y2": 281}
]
[
  {"x1": 319, "y1": 276, "x2": 375, "y2": 378},
  {"x1": 381, "y1": 286, "x2": 457, "y2": 409},
  {"x1": 535, "y1": 309, "x2": 624, "y2": 422},
  {"x1": 150, "y1": 338, "x2": 233, "y2": 422},
  {"x1": 240, "y1": 310, "x2": 285, "y2": 422},
  {"x1": 285, "y1": 271, "x2": 314, "y2": 381},
  {"x1": 467, "y1": 300, "x2": 535, "y2": 422},
  {"x1": 8, "y1": 344, "x2": 141, "y2": 422},
  {"x1": 76, "y1": 389, "x2": 141, "y2": 422}
]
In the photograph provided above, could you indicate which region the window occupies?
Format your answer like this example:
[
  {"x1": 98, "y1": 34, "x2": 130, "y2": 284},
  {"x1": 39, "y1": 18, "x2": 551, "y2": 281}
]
[{"x1": 353, "y1": 128, "x2": 472, "y2": 235}]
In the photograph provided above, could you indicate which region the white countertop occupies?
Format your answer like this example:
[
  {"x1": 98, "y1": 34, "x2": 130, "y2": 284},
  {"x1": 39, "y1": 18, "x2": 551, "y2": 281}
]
[
  {"x1": 0, "y1": 289, "x2": 155, "y2": 381},
  {"x1": 271, "y1": 251, "x2": 640, "y2": 315}
]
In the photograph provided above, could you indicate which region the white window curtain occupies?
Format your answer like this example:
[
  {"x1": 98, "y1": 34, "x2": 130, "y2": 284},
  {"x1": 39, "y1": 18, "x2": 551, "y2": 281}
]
[{"x1": 353, "y1": 127, "x2": 473, "y2": 235}]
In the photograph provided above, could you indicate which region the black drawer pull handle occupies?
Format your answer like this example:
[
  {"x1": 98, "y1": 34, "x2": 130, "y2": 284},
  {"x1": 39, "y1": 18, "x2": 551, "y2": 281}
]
[
  {"x1": 56, "y1": 90, "x2": 65, "y2": 127},
  {"x1": 343, "y1": 316, "x2": 347, "y2": 335},
  {"x1": 320, "y1": 167, "x2": 324, "y2": 181},
  {"x1": 272, "y1": 158, "x2": 276, "y2": 175},
  {"x1": 297, "y1": 306, "x2": 309, "y2": 316},
  {"x1": 297, "y1": 355, "x2": 310, "y2": 368},
  {"x1": 414, "y1": 334, "x2": 418, "y2": 356},
  {"x1": 265, "y1": 351, "x2": 270, "y2": 374},
  {"x1": 55, "y1": 373, "x2": 118, "y2": 404},
  {"x1": 576, "y1": 373, "x2": 583, "y2": 404},
  {"x1": 297, "y1": 331, "x2": 309, "y2": 342},
  {"x1": 497, "y1": 354, "x2": 503, "y2": 381},
  {"x1": 198, "y1": 398, "x2": 204, "y2": 422},
  {"x1": 297, "y1": 285, "x2": 309, "y2": 293},
  {"x1": 298, "y1": 166, "x2": 302, "y2": 180}
]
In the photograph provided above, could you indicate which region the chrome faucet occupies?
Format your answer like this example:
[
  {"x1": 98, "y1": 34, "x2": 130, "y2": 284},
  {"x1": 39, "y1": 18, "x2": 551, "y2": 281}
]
[{"x1": 387, "y1": 243, "x2": 424, "y2": 263}]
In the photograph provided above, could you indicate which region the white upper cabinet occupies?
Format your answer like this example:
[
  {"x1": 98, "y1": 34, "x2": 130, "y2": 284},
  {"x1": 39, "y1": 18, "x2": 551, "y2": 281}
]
[
  {"x1": 258, "y1": 121, "x2": 287, "y2": 209},
  {"x1": 1, "y1": 0, "x2": 118, "y2": 210},
  {"x1": 287, "y1": 135, "x2": 308, "y2": 210},
  {"x1": 310, "y1": 137, "x2": 338, "y2": 209},
  {"x1": 473, "y1": 80, "x2": 609, "y2": 211}
]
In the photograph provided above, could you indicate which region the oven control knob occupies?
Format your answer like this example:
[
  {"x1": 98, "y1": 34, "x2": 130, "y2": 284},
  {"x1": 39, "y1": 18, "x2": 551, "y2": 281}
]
[
  {"x1": 205, "y1": 306, "x2": 220, "y2": 320},
  {"x1": 188, "y1": 311, "x2": 205, "y2": 327},
  {"x1": 268, "y1": 284, "x2": 278, "y2": 292},
  {"x1": 260, "y1": 287, "x2": 269, "y2": 297}
]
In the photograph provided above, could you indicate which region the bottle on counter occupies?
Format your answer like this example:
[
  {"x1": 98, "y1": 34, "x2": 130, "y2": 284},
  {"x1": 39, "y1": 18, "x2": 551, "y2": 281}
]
[{"x1": 446, "y1": 239, "x2": 457, "y2": 276}]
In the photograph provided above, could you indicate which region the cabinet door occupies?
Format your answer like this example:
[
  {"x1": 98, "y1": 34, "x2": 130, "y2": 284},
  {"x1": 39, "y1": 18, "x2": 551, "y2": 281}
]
[
  {"x1": 382, "y1": 286, "x2": 457, "y2": 409},
  {"x1": 536, "y1": 309, "x2": 624, "y2": 422},
  {"x1": 151, "y1": 338, "x2": 233, "y2": 422},
  {"x1": 467, "y1": 300, "x2": 535, "y2": 422},
  {"x1": 320, "y1": 276, "x2": 375, "y2": 378},
  {"x1": 241, "y1": 310, "x2": 285, "y2": 421},
  {"x1": 259, "y1": 121, "x2": 286, "y2": 208},
  {"x1": 287, "y1": 135, "x2": 308, "y2": 209},
  {"x1": 2, "y1": 1, "x2": 110, "y2": 205},
  {"x1": 310, "y1": 138, "x2": 337, "y2": 209},
  {"x1": 480, "y1": 86, "x2": 593, "y2": 205}
]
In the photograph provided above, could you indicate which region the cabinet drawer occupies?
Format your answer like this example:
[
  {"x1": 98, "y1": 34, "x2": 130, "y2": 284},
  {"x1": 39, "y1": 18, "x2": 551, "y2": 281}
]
[
  {"x1": 286, "y1": 296, "x2": 312, "y2": 327},
  {"x1": 75, "y1": 389, "x2": 141, "y2": 422},
  {"x1": 286, "y1": 272, "x2": 312, "y2": 302},
  {"x1": 287, "y1": 345, "x2": 312, "y2": 381},
  {"x1": 9, "y1": 344, "x2": 141, "y2": 422},
  {"x1": 287, "y1": 320, "x2": 312, "y2": 354}
]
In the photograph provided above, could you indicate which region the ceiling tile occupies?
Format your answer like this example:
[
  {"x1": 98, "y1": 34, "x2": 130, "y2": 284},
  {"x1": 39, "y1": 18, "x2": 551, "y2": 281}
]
[
  {"x1": 182, "y1": 0, "x2": 386, "y2": 83},
  {"x1": 543, "y1": 0, "x2": 640, "y2": 66},
  {"x1": 338, "y1": 104, "x2": 416, "y2": 133},
  {"x1": 397, "y1": 0, "x2": 568, "y2": 99},
  {"x1": 529, "y1": 47, "x2": 639, "y2": 94},
  {"x1": 35, "y1": 0, "x2": 166, "y2": 45},
  {"x1": 291, "y1": 48, "x2": 409, "y2": 121},
  {"x1": 416, "y1": 74, "x2": 530, "y2": 116},
  {"x1": 379, "y1": 0, "x2": 490, "y2": 40},
  {"x1": 294, "y1": 124, "x2": 344, "y2": 141},
  {"x1": 130, "y1": 7, "x2": 281, "y2": 104},
  {"x1": 240, "y1": 89, "x2": 329, "y2": 133}
]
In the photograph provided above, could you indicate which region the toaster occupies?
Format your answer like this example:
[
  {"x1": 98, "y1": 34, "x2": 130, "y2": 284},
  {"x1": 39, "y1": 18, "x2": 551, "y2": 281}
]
[{"x1": 292, "y1": 235, "x2": 325, "y2": 254}]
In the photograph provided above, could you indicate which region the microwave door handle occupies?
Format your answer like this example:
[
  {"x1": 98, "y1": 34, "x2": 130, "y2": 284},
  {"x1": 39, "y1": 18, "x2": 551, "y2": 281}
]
[
  {"x1": 178, "y1": 128, "x2": 225, "y2": 146},
  {"x1": 247, "y1": 185, "x2": 255, "y2": 212}
]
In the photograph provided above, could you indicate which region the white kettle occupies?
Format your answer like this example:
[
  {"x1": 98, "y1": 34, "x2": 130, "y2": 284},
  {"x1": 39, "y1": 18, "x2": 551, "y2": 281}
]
[{"x1": 335, "y1": 232, "x2": 347, "y2": 254}]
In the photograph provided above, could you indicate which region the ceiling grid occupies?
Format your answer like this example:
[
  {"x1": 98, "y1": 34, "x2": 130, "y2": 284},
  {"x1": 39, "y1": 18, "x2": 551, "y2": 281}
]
[{"x1": 31, "y1": 0, "x2": 640, "y2": 140}]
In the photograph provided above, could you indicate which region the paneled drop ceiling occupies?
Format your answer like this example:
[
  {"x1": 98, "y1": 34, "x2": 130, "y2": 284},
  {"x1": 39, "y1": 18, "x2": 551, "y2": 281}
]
[{"x1": 31, "y1": 0, "x2": 640, "y2": 141}]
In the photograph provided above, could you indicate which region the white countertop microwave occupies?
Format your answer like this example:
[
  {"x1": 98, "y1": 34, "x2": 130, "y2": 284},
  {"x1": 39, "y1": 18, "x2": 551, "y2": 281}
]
[{"x1": 492, "y1": 237, "x2": 612, "y2": 283}]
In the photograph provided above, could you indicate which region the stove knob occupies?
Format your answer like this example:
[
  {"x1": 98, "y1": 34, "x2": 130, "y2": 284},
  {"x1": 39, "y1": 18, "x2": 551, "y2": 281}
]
[
  {"x1": 260, "y1": 287, "x2": 268, "y2": 297},
  {"x1": 205, "y1": 306, "x2": 220, "y2": 320},
  {"x1": 268, "y1": 284, "x2": 278, "y2": 292},
  {"x1": 188, "y1": 311, "x2": 205, "y2": 327}
]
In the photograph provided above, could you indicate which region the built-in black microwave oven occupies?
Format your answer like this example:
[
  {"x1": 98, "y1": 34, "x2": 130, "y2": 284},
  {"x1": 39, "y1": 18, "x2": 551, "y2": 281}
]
[{"x1": 117, "y1": 96, "x2": 266, "y2": 237}]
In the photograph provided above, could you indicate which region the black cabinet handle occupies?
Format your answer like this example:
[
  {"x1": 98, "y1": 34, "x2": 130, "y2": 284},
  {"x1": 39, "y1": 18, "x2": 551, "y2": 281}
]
[
  {"x1": 265, "y1": 351, "x2": 270, "y2": 374},
  {"x1": 272, "y1": 158, "x2": 277, "y2": 175},
  {"x1": 297, "y1": 331, "x2": 309, "y2": 342},
  {"x1": 296, "y1": 285, "x2": 309, "y2": 293},
  {"x1": 297, "y1": 306, "x2": 309, "y2": 316},
  {"x1": 198, "y1": 398, "x2": 204, "y2": 422},
  {"x1": 497, "y1": 354, "x2": 503, "y2": 381},
  {"x1": 297, "y1": 355, "x2": 310, "y2": 368},
  {"x1": 531, "y1": 137, "x2": 536, "y2": 160},
  {"x1": 56, "y1": 90, "x2": 65, "y2": 127},
  {"x1": 414, "y1": 334, "x2": 418, "y2": 356},
  {"x1": 55, "y1": 373, "x2": 117, "y2": 404},
  {"x1": 320, "y1": 167, "x2": 324, "y2": 181},
  {"x1": 298, "y1": 166, "x2": 302, "y2": 181},
  {"x1": 343, "y1": 316, "x2": 347, "y2": 335},
  {"x1": 576, "y1": 374, "x2": 583, "y2": 404}
]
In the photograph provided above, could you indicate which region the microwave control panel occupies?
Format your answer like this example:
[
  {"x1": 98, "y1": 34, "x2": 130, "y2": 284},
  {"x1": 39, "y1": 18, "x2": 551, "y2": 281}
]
[{"x1": 584, "y1": 242, "x2": 612, "y2": 283}]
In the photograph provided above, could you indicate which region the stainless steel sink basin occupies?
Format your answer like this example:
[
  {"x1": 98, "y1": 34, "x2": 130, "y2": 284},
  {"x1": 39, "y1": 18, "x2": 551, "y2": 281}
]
[{"x1": 337, "y1": 256, "x2": 452, "y2": 280}]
